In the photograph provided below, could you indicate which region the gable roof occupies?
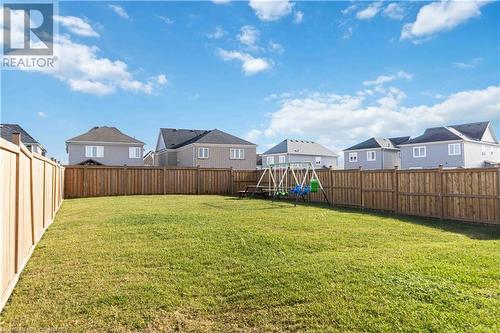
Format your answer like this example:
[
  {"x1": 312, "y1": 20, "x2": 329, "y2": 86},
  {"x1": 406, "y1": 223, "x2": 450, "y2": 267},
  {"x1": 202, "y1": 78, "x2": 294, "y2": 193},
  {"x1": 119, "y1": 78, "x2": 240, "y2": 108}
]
[
  {"x1": 158, "y1": 128, "x2": 255, "y2": 150},
  {"x1": 66, "y1": 126, "x2": 144, "y2": 144},
  {"x1": 0, "y1": 124, "x2": 41, "y2": 145},
  {"x1": 400, "y1": 121, "x2": 492, "y2": 145},
  {"x1": 263, "y1": 139, "x2": 338, "y2": 157},
  {"x1": 344, "y1": 136, "x2": 410, "y2": 151}
]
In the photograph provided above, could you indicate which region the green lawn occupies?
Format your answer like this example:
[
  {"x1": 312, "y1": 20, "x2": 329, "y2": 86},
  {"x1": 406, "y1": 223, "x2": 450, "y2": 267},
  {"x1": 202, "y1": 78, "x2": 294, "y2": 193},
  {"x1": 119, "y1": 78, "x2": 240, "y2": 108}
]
[{"x1": 1, "y1": 196, "x2": 499, "y2": 332}]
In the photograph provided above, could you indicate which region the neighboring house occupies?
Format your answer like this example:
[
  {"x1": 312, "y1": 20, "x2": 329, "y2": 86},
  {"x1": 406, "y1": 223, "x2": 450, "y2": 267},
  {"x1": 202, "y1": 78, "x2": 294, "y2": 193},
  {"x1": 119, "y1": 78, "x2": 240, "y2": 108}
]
[
  {"x1": 343, "y1": 136, "x2": 410, "y2": 170},
  {"x1": 66, "y1": 126, "x2": 145, "y2": 166},
  {"x1": 143, "y1": 150, "x2": 155, "y2": 166},
  {"x1": 261, "y1": 139, "x2": 338, "y2": 169},
  {"x1": 399, "y1": 121, "x2": 500, "y2": 169},
  {"x1": 155, "y1": 128, "x2": 257, "y2": 170},
  {"x1": 0, "y1": 124, "x2": 47, "y2": 156}
]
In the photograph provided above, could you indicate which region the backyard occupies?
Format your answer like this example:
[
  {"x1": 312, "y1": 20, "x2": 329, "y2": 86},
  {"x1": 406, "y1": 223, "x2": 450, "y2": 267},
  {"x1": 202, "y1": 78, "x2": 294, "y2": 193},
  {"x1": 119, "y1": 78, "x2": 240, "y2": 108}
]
[{"x1": 0, "y1": 195, "x2": 498, "y2": 332}]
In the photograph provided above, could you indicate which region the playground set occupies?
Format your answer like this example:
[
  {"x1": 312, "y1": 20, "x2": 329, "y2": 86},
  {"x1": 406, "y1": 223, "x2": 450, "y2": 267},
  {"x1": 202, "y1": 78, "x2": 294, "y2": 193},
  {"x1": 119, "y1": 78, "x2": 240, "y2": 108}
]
[{"x1": 239, "y1": 161, "x2": 331, "y2": 206}]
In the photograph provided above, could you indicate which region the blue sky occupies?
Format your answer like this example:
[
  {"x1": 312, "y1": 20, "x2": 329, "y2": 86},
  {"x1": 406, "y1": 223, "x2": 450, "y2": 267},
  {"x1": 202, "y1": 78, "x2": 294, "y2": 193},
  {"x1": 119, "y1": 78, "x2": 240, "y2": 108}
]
[{"x1": 1, "y1": 0, "x2": 499, "y2": 163}]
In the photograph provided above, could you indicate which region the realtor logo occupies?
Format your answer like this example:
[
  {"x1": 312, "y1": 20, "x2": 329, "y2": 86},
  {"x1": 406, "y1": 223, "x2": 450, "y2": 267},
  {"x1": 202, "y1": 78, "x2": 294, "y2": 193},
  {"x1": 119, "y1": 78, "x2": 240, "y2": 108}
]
[{"x1": 3, "y1": 3, "x2": 54, "y2": 56}]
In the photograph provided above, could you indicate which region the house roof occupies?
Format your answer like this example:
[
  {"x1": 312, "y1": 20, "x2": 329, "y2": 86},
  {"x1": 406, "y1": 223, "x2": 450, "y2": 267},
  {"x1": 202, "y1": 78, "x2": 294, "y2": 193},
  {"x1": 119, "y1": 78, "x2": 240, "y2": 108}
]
[
  {"x1": 143, "y1": 150, "x2": 154, "y2": 159},
  {"x1": 400, "y1": 121, "x2": 491, "y2": 145},
  {"x1": 66, "y1": 126, "x2": 144, "y2": 144},
  {"x1": 0, "y1": 124, "x2": 45, "y2": 149},
  {"x1": 263, "y1": 139, "x2": 338, "y2": 157},
  {"x1": 344, "y1": 136, "x2": 410, "y2": 151},
  {"x1": 159, "y1": 128, "x2": 255, "y2": 149}
]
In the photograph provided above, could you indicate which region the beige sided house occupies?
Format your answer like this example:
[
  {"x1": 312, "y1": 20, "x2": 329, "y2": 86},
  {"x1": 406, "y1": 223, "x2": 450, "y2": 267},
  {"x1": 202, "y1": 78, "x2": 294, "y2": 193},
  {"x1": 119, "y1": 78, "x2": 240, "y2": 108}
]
[{"x1": 155, "y1": 128, "x2": 257, "y2": 170}]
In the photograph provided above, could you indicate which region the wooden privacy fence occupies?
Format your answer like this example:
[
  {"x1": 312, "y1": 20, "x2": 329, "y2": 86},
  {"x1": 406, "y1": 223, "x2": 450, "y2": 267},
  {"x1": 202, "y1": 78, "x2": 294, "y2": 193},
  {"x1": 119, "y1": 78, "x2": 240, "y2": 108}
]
[
  {"x1": 65, "y1": 166, "x2": 500, "y2": 226},
  {"x1": 1, "y1": 136, "x2": 64, "y2": 311}
]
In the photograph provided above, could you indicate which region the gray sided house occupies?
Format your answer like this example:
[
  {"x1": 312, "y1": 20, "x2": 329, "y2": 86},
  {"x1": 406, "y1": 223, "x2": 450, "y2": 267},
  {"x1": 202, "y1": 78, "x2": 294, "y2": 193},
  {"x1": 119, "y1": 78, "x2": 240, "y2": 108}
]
[
  {"x1": 66, "y1": 126, "x2": 145, "y2": 166},
  {"x1": 399, "y1": 121, "x2": 500, "y2": 169},
  {"x1": 262, "y1": 139, "x2": 338, "y2": 169},
  {"x1": 344, "y1": 136, "x2": 410, "y2": 170},
  {"x1": 155, "y1": 128, "x2": 257, "y2": 170},
  {"x1": 1, "y1": 124, "x2": 47, "y2": 156}
]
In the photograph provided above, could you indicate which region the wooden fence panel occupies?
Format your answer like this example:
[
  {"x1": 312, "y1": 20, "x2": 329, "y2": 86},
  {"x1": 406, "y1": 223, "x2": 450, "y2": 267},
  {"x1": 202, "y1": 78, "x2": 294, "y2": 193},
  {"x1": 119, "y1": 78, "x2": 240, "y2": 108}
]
[
  {"x1": 1, "y1": 137, "x2": 64, "y2": 311},
  {"x1": 331, "y1": 170, "x2": 361, "y2": 207},
  {"x1": 362, "y1": 170, "x2": 395, "y2": 212}
]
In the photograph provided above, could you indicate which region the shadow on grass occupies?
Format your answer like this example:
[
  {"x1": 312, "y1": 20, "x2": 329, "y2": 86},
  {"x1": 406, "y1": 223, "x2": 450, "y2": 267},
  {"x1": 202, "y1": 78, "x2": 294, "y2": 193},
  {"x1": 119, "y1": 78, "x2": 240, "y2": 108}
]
[{"x1": 227, "y1": 197, "x2": 500, "y2": 241}]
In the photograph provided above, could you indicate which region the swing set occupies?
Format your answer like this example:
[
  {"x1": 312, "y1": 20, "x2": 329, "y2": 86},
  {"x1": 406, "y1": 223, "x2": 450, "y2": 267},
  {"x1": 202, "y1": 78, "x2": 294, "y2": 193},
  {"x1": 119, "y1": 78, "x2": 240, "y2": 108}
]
[{"x1": 241, "y1": 161, "x2": 331, "y2": 206}]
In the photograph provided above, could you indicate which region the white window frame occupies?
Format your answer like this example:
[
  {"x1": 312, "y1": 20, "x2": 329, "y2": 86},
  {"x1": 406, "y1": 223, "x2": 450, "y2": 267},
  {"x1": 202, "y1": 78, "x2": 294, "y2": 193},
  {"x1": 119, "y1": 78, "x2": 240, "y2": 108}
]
[
  {"x1": 448, "y1": 143, "x2": 461, "y2": 156},
  {"x1": 315, "y1": 156, "x2": 321, "y2": 165},
  {"x1": 366, "y1": 151, "x2": 376, "y2": 161},
  {"x1": 129, "y1": 147, "x2": 142, "y2": 159},
  {"x1": 348, "y1": 152, "x2": 357, "y2": 162},
  {"x1": 198, "y1": 147, "x2": 209, "y2": 159},
  {"x1": 230, "y1": 148, "x2": 245, "y2": 160},
  {"x1": 413, "y1": 146, "x2": 426, "y2": 158},
  {"x1": 278, "y1": 155, "x2": 286, "y2": 164},
  {"x1": 267, "y1": 156, "x2": 275, "y2": 165},
  {"x1": 85, "y1": 145, "x2": 104, "y2": 158}
]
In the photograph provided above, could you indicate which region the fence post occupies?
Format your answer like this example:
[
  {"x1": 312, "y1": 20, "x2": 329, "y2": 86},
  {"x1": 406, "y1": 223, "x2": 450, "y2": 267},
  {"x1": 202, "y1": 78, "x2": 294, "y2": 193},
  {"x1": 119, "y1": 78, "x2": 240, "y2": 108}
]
[
  {"x1": 12, "y1": 133, "x2": 21, "y2": 273},
  {"x1": 359, "y1": 166, "x2": 364, "y2": 210},
  {"x1": 229, "y1": 167, "x2": 234, "y2": 195},
  {"x1": 439, "y1": 165, "x2": 444, "y2": 219},
  {"x1": 393, "y1": 166, "x2": 399, "y2": 213},
  {"x1": 29, "y1": 151, "x2": 35, "y2": 245},
  {"x1": 163, "y1": 167, "x2": 167, "y2": 195},
  {"x1": 196, "y1": 166, "x2": 201, "y2": 195},
  {"x1": 83, "y1": 165, "x2": 88, "y2": 197}
]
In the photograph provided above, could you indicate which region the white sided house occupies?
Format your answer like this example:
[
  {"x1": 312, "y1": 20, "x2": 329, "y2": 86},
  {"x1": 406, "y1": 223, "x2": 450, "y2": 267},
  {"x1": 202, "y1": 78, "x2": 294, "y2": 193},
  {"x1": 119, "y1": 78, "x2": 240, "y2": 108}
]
[
  {"x1": 398, "y1": 121, "x2": 500, "y2": 169},
  {"x1": 262, "y1": 139, "x2": 338, "y2": 169},
  {"x1": 155, "y1": 128, "x2": 257, "y2": 170},
  {"x1": 343, "y1": 136, "x2": 410, "y2": 170},
  {"x1": 66, "y1": 126, "x2": 145, "y2": 166}
]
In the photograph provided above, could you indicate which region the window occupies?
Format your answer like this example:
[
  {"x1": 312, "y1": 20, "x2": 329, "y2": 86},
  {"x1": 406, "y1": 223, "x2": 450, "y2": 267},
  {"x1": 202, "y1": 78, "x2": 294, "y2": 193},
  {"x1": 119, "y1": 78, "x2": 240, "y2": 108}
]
[
  {"x1": 490, "y1": 147, "x2": 494, "y2": 156},
  {"x1": 348, "y1": 152, "x2": 357, "y2": 162},
  {"x1": 315, "y1": 156, "x2": 321, "y2": 165},
  {"x1": 129, "y1": 147, "x2": 142, "y2": 159},
  {"x1": 85, "y1": 146, "x2": 103, "y2": 158},
  {"x1": 448, "y1": 143, "x2": 461, "y2": 156},
  {"x1": 367, "y1": 151, "x2": 376, "y2": 161},
  {"x1": 482, "y1": 145, "x2": 486, "y2": 156},
  {"x1": 278, "y1": 155, "x2": 286, "y2": 164},
  {"x1": 413, "y1": 146, "x2": 426, "y2": 158},
  {"x1": 267, "y1": 156, "x2": 275, "y2": 165},
  {"x1": 230, "y1": 148, "x2": 244, "y2": 160},
  {"x1": 198, "y1": 147, "x2": 209, "y2": 159}
]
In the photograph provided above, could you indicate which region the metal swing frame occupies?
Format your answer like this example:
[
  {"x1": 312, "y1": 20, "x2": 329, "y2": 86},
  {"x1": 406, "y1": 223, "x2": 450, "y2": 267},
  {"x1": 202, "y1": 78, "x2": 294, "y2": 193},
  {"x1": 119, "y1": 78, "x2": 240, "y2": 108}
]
[{"x1": 253, "y1": 161, "x2": 331, "y2": 206}]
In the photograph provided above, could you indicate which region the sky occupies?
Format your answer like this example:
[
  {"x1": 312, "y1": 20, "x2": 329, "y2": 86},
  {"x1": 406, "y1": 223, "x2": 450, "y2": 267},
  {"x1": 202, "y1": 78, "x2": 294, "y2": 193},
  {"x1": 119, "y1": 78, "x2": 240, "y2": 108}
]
[{"x1": 1, "y1": 0, "x2": 499, "y2": 164}]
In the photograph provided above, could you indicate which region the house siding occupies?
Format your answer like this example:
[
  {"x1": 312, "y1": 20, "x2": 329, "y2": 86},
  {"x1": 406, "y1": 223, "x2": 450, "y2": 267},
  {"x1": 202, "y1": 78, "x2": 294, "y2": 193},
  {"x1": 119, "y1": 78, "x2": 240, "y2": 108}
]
[
  {"x1": 262, "y1": 153, "x2": 338, "y2": 169},
  {"x1": 67, "y1": 143, "x2": 144, "y2": 166},
  {"x1": 344, "y1": 149, "x2": 402, "y2": 170},
  {"x1": 400, "y1": 142, "x2": 464, "y2": 169},
  {"x1": 193, "y1": 144, "x2": 256, "y2": 170},
  {"x1": 463, "y1": 141, "x2": 500, "y2": 168}
]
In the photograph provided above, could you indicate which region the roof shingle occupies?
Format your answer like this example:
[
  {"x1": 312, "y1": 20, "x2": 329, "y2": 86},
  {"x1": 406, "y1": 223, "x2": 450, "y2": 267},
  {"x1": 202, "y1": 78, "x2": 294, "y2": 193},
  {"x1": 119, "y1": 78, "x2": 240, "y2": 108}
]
[{"x1": 66, "y1": 126, "x2": 144, "y2": 144}]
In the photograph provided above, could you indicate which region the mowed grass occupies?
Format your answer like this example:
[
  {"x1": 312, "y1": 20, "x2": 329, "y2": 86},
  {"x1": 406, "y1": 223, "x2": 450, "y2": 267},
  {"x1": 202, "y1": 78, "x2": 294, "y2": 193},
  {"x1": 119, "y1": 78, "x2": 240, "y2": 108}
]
[{"x1": 1, "y1": 196, "x2": 499, "y2": 332}]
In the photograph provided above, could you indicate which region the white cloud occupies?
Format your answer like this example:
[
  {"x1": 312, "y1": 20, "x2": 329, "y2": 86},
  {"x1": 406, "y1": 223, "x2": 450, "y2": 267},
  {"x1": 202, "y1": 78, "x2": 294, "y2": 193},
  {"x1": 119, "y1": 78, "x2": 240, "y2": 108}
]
[
  {"x1": 238, "y1": 25, "x2": 260, "y2": 49},
  {"x1": 452, "y1": 57, "x2": 482, "y2": 69},
  {"x1": 268, "y1": 40, "x2": 284, "y2": 53},
  {"x1": 211, "y1": 0, "x2": 231, "y2": 4},
  {"x1": 249, "y1": 0, "x2": 293, "y2": 21},
  {"x1": 156, "y1": 74, "x2": 168, "y2": 85},
  {"x1": 383, "y1": 3, "x2": 406, "y2": 20},
  {"x1": 342, "y1": 4, "x2": 358, "y2": 15},
  {"x1": 157, "y1": 15, "x2": 173, "y2": 25},
  {"x1": 294, "y1": 11, "x2": 304, "y2": 24},
  {"x1": 342, "y1": 26, "x2": 354, "y2": 40},
  {"x1": 54, "y1": 15, "x2": 99, "y2": 37},
  {"x1": 207, "y1": 26, "x2": 226, "y2": 39},
  {"x1": 401, "y1": 0, "x2": 491, "y2": 41},
  {"x1": 217, "y1": 49, "x2": 272, "y2": 75},
  {"x1": 362, "y1": 71, "x2": 413, "y2": 86},
  {"x1": 244, "y1": 129, "x2": 263, "y2": 143},
  {"x1": 250, "y1": 85, "x2": 500, "y2": 151},
  {"x1": 37, "y1": 111, "x2": 47, "y2": 118},
  {"x1": 108, "y1": 4, "x2": 130, "y2": 19},
  {"x1": 356, "y1": 2, "x2": 382, "y2": 20},
  {"x1": 23, "y1": 35, "x2": 166, "y2": 96}
]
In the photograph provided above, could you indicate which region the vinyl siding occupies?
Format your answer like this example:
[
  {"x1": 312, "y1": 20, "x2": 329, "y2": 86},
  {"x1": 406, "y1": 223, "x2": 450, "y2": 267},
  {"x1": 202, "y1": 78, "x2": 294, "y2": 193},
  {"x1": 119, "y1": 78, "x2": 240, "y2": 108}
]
[
  {"x1": 400, "y1": 142, "x2": 464, "y2": 169},
  {"x1": 463, "y1": 141, "x2": 500, "y2": 168},
  {"x1": 344, "y1": 149, "x2": 401, "y2": 170},
  {"x1": 262, "y1": 153, "x2": 338, "y2": 169},
  {"x1": 68, "y1": 143, "x2": 144, "y2": 166},
  {"x1": 193, "y1": 144, "x2": 256, "y2": 170}
]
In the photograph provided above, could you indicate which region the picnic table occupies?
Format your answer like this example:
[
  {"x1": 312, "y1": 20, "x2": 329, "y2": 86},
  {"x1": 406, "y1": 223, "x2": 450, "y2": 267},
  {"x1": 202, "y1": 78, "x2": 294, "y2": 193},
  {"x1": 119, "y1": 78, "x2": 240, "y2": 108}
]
[{"x1": 238, "y1": 185, "x2": 271, "y2": 198}]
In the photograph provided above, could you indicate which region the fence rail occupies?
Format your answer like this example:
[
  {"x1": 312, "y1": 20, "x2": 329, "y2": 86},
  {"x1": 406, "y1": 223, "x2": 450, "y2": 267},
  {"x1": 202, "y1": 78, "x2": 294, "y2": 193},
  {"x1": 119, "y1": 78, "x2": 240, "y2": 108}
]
[
  {"x1": 1, "y1": 137, "x2": 64, "y2": 311},
  {"x1": 64, "y1": 166, "x2": 500, "y2": 226}
]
